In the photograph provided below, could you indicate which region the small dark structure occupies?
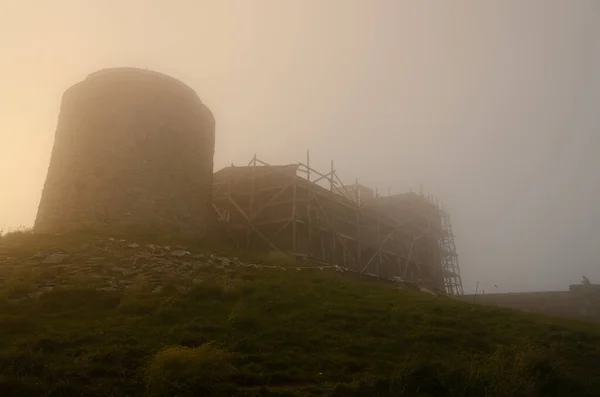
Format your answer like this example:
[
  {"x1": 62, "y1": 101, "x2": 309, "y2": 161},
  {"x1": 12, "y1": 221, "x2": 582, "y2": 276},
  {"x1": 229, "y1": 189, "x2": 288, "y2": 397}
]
[
  {"x1": 35, "y1": 67, "x2": 215, "y2": 237},
  {"x1": 213, "y1": 154, "x2": 464, "y2": 295}
]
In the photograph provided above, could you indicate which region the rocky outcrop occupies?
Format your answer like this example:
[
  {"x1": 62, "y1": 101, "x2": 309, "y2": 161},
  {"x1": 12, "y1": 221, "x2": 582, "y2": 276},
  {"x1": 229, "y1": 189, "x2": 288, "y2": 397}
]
[
  {"x1": 0, "y1": 237, "x2": 241, "y2": 300},
  {"x1": 0, "y1": 235, "x2": 443, "y2": 302},
  {"x1": 35, "y1": 67, "x2": 215, "y2": 238}
]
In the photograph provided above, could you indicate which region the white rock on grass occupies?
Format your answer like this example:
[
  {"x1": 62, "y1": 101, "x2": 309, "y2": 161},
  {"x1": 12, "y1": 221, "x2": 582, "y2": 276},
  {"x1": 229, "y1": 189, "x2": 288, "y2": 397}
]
[
  {"x1": 170, "y1": 250, "x2": 191, "y2": 258},
  {"x1": 42, "y1": 253, "x2": 69, "y2": 265}
]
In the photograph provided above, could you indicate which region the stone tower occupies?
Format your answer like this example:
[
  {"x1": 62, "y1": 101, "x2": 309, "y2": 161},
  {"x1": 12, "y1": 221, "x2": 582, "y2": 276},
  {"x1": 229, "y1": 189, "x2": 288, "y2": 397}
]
[{"x1": 35, "y1": 67, "x2": 215, "y2": 238}]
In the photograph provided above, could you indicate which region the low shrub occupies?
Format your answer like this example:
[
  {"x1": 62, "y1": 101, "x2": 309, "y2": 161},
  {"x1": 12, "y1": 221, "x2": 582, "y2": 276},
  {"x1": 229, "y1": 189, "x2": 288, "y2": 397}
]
[{"x1": 145, "y1": 343, "x2": 237, "y2": 397}]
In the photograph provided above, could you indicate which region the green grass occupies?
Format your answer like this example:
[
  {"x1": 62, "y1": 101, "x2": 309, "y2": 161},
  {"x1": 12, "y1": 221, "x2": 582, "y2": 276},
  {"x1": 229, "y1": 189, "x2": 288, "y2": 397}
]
[{"x1": 1, "y1": 231, "x2": 600, "y2": 396}]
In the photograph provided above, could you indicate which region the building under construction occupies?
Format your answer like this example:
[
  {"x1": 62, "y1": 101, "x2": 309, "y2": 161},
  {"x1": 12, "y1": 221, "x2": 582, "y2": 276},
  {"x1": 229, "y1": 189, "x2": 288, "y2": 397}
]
[{"x1": 213, "y1": 154, "x2": 463, "y2": 295}]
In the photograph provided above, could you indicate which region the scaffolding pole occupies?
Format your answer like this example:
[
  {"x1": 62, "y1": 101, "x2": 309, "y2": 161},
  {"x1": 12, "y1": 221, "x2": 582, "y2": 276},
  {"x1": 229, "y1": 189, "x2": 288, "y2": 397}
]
[{"x1": 212, "y1": 153, "x2": 464, "y2": 295}]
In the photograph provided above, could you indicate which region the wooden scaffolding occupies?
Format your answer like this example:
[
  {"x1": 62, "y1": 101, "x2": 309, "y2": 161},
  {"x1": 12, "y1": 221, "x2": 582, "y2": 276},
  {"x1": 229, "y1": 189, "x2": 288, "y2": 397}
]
[{"x1": 213, "y1": 153, "x2": 464, "y2": 295}]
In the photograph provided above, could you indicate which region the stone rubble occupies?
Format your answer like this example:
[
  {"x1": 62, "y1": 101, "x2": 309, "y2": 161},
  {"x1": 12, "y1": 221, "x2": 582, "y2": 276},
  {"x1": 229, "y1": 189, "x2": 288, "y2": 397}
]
[
  {"x1": 42, "y1": 253, "x2": 70, "y2": 265},
  {"x1": 0, "y1": 236, "x2": 440, "y2": 301},
  {"x1": 0, "y1": 238, "x2": 226, "y2": 299}
]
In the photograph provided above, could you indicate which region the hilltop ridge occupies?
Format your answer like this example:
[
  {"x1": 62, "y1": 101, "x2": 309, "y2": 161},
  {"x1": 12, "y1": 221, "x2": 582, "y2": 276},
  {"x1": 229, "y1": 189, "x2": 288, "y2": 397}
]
[{"x1": 1, "y1": 231, "x2": 600, "y2": 396}]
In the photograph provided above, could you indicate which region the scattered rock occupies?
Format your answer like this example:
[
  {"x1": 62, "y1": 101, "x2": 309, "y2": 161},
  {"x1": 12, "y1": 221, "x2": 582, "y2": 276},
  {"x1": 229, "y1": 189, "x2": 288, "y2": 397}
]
[
  {"x1": 176, "y1": 286, "x2": 190, "y2": 294},
  {"x1": 419, "y1": 287, "x2": 437, "y2": 296},
  {"x1": 1, "y1": 237, "x2": 343, "y2": 302},
  {"x1": 122, "y1": 268, "x2": 138, "y2": 277},
  {"x1": 90, "y1": 275, "x2": 110, "y2": 279},
  {"x1": 42, "y1": 253, "x2": 69, "y2": 265}
]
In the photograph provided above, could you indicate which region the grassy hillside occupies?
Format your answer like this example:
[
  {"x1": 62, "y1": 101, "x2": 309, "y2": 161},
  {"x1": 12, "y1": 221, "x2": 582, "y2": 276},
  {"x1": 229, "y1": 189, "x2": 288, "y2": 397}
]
[{"x1": 1, "y1": 231, "x2": 600, "y2": 396}]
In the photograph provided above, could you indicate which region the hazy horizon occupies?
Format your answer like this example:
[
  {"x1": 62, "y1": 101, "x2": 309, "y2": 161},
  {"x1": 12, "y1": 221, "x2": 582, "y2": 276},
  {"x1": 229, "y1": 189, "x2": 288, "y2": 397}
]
[{"x1": 2, "y1": 1, "x2": 600, "y2": 294}]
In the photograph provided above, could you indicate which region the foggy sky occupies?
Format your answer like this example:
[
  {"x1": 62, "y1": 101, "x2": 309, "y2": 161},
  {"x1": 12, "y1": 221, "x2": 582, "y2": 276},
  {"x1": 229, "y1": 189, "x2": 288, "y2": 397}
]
[{"x1": 1, "y1": 1, "x2": 599, "y2": 294}]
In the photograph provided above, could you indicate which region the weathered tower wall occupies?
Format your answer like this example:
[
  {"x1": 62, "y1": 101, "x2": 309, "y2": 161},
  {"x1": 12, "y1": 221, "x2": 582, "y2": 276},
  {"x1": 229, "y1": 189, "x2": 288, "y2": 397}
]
[{"x1": 35, "y1": 67, "x2": 215, "y2": 237}]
